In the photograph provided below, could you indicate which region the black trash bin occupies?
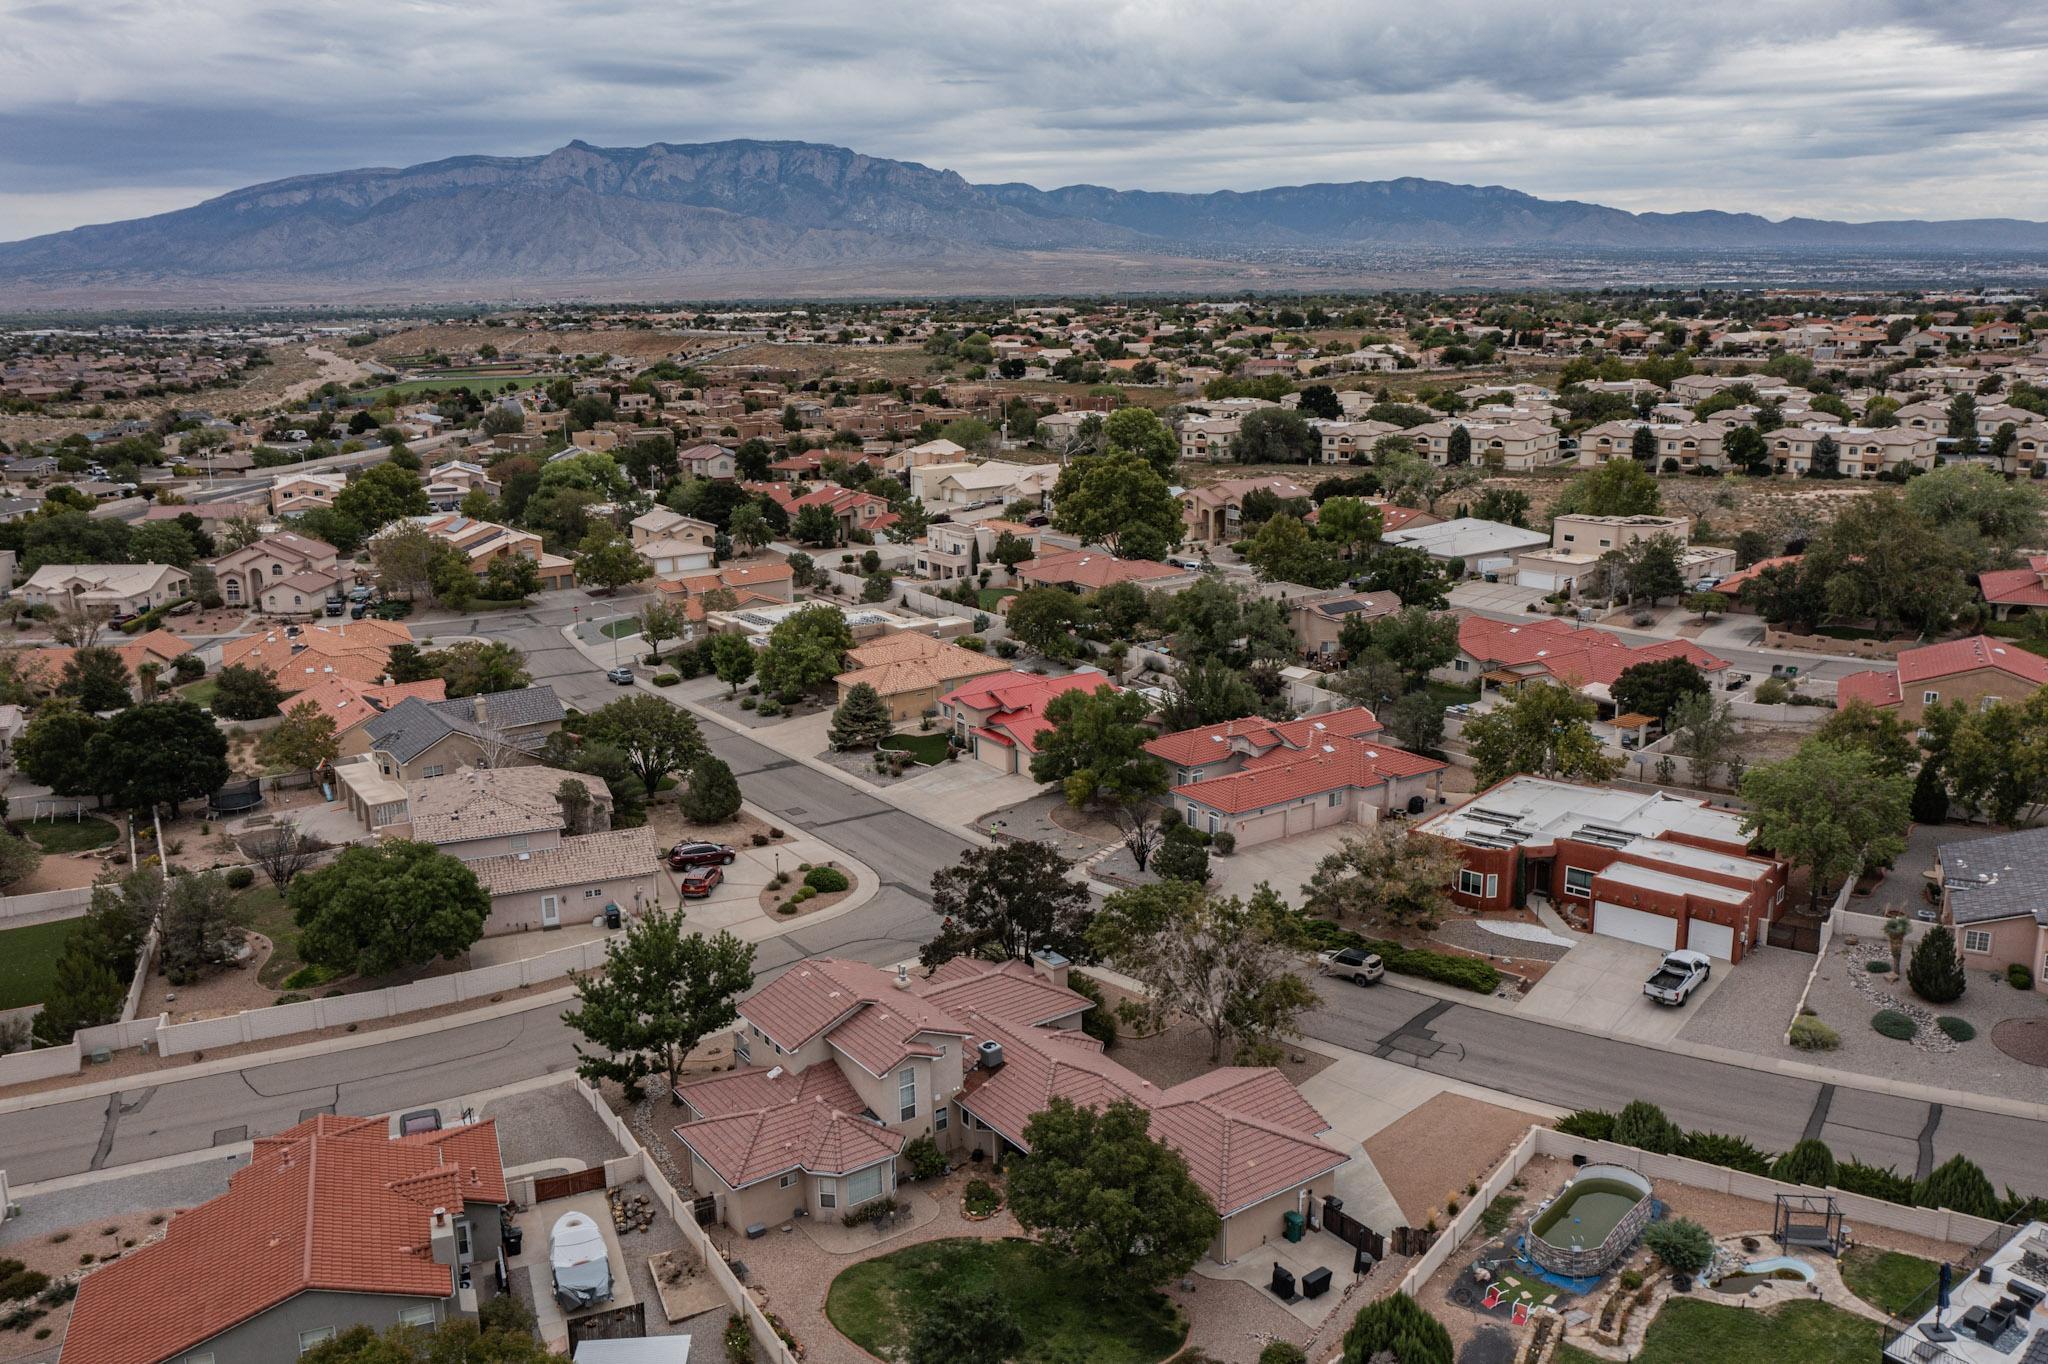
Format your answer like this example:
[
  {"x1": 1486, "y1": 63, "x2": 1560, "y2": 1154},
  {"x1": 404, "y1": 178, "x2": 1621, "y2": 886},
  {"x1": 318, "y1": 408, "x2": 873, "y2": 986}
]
[
  {"x1": 604, "y1": 902, "x2": 622, "y2": 930},
  {"x1": 503, "y1": 1226, "x2": 525, "y2": 1257}
]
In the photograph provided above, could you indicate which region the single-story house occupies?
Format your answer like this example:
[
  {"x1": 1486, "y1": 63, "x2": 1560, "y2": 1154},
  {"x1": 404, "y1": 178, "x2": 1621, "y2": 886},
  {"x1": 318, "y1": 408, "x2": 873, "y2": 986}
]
[
  {"x1": 1837, "y1": 635, "x2": 2048, "y2": 724},
  {"x1": 20, "y1": 562, "x2": 189, "y2": 615},
  {"x1": 1933, "y1": 828, "x2": 2048, "y2": 993},
  {"x1": 834, "y1": 632, "x2": 1012, "y2": 723},
  {"x1": 1165, "y1": 721, "x2": 1446, "y2": 848},
  {"x1": 348, "y1": 685, "x2": 566, "y2": 780},
  {"x1": 1381, "y1": 518, "x2": 1548, "y2": 577}
]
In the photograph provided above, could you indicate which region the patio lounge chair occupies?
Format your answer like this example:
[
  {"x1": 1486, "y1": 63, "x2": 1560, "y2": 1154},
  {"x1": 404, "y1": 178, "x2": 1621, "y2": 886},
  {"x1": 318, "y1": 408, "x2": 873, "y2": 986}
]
[
  {"x1": 1482, "y1": 1286, "x2": 1505, "y2": 1310},
  {"x1": 1512, "y1": 1301, "x2": 1531, "y2": 1326}
]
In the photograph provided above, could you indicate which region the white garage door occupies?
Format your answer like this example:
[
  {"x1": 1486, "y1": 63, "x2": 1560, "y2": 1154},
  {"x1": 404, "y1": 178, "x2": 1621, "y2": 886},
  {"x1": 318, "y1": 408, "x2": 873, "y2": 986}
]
[
  {"x1": 1593, "y1": 901, "x2": 1678, "y2": 952},
  {"x1": 1687, "y1": 918, "x2": 1735, "y2": 962}
]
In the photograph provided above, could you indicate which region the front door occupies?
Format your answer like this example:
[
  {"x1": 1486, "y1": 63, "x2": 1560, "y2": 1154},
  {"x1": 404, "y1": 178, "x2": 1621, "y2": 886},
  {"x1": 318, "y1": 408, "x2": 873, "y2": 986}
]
[{"x1": 540, "y1": 895, "x2": 559, "y2": 928}]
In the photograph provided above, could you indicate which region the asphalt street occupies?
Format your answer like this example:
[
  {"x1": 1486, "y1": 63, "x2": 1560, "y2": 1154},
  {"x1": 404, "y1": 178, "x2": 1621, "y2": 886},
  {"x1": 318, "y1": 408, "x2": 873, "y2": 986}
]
[{"x1": 2, "y1": 597, "x2": 2041, "y2": 1205}]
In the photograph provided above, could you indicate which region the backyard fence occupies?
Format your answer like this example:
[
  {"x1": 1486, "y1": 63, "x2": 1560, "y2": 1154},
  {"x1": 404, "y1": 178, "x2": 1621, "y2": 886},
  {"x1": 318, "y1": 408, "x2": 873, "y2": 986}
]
[
  {"x1": 1782, "y1": 874, "x2": 1858, "y2": 1042},
  {"x1": 0, "y1": 885, "x2": 93, "y2": 925},
  {"x1": 566, "y1": 1079, "x2": 800, "y2": 1364}
]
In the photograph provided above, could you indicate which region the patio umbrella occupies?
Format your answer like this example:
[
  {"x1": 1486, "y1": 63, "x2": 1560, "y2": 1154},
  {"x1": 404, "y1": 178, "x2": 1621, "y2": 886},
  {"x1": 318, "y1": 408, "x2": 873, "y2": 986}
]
[{"x1": 1938, "y1": 1261, "x2": 1952, "y2": 1326}]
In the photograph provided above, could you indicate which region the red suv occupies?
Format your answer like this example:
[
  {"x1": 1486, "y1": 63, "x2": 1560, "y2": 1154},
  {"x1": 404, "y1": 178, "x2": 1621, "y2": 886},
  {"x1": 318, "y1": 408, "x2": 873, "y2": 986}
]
[
  {"x1": 679, "y1": 867, "x2": 724, "y2": 899},
  {"x1": 666, "y1": 841, "x2": 737, "y2": 870}
]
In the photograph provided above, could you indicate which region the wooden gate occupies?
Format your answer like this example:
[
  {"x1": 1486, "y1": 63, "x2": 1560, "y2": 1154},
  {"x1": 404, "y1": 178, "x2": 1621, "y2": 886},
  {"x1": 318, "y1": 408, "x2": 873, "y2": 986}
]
[
  {"x1": 1768, "y1": 917, "x2": 1822, "y2": 953},
  {"x1": 566, "y1": 1302, "x2": 645, "y2": 1348},
  {"x1": 532, "y1": 1167, "x2": 607, "y2": 1202},
  {"x1": 1320, "y1": 1196, "x2": 1385, "y2": 1263}
]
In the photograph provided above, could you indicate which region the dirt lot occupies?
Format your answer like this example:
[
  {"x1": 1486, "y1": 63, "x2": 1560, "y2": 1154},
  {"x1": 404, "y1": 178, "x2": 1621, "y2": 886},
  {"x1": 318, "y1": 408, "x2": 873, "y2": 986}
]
[
  {"x1": 1364, "y1": 1092, "x2": 1544, "y2": 1227},
  {"x1": 366, "y1": 324, "x2": 713, "y2": 367},
  {"x1": 0, "y1": 1208, "x2": 170, "y2": 1362}
]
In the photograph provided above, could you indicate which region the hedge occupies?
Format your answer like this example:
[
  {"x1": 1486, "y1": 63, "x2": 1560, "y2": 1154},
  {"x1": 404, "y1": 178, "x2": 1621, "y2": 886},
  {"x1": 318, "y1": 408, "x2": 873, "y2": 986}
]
[
  {"x1": 121, "y1": 596, "x2": 194, "y2": 634},
  {"x1": 803, "y1": 866, "x2": 850, "y2": 894},
  {"x1": 1363, "y1": 938, "x2": 1501, "y2": 994}
]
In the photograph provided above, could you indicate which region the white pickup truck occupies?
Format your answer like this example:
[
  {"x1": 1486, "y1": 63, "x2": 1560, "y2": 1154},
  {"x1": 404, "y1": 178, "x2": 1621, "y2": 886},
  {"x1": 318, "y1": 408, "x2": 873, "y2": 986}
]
[{"x1": 1643, "y1": 949, "x2": 1712, "y2": 1006}]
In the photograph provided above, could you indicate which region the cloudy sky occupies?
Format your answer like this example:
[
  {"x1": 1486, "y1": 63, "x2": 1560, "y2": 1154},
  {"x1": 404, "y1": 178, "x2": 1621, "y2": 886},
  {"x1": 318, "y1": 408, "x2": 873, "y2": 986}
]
[{"x1": 4, "y1": 0, "x2": 2047, "y2": 242}]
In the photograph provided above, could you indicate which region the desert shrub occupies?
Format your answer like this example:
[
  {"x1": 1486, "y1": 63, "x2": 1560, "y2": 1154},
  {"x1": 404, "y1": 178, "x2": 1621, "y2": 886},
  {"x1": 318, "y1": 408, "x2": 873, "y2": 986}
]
[
  {"x1": 224, "y1": 866, "x2": 255, "y2": 890},
  {"x1": 1212, "y1": 831, "x2": 1236, "y2": 855},
  {"x1": 1865, "y1": 959, "x2": 1890, "y2": 973},
  {"x1": 1770, "y1": 1138, "x2": 1837, "y2": 1187},
  {"x1": 1907, "y1": 924, "x2": 1966, "y2": 1004},
  {"x1": 1871, "y1": 1009, "x2": 1918, "y2": 1040},
  {"x1": 902, "y1": 1134, "x2": 947, "y2": 1180},
  {"x1": 1937, "y1": 1016, "x2": 1976, "y2": 1042},
  {"x1": 0, "y1": 1262, "x2": 49, "y2": 1303},
  {"x1": 1363, "y1": 938, "x2": 1500, "y2": 993},
  {"x1": 1554, "y1": 1109, "x2": 1615, "y2": 1141},
  {"x1": 1611, "y1": 1100, "x2": 1683, "y2": 1153},
  {"x1": 1341, "y1": 1293, "x2": 1453, "y2": 1364},
  {"x1": 1788, "y1": 1015, "x2": 1841, "y2": 1051},
  {"x1": 652, "y1": 672, "x2": 681, "y2": 687},
  {"x1": 803, "y1": 866, "x2": 849, "y2": 894},
  {"x1": 1918, "y1": 1155, "x2": 1999, "y2": 1218},
  {"x1": 1619, "y1": 1269, "x2": 1645, "y2": 1290},
  {"x1": 963, "y1": 1179, "x2": 1001, "y2": 1216},
  {"x1": 840, "y1": 1196, "x2": 899, "y2": 1228},
  {"x1": 1259, "y1": 1345, "x2": 1308, "y2": 1364},
  {"x1": 1643, "y1": 1218, "x2": 1715, "y2": 1275},
  {"x1": 739, "y1": 696, "x2": 756, "y2": 711},
  {"x1": 2009, "y1": 963, "x2": 2035, "y2": 990},
  {"x1": 1835, "y1": 1159, "x2": 1917, "y2": 1205},
  {"x1": 1679, "y1": 1130, "x2": 1772, "y2": 1175}
]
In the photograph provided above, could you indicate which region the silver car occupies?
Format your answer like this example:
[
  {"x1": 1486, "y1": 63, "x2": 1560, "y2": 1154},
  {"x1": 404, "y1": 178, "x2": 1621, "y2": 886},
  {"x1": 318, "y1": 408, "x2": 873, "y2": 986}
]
[{"x1": 1318, "y1": 946, "x2": 1385, "y2": 985}]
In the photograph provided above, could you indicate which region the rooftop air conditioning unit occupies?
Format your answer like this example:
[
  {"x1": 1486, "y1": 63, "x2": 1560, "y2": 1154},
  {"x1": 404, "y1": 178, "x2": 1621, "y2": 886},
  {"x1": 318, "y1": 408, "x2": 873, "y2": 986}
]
[{"x1": 977, "y1": 1040, "x2": 1005, "y2": 1070}]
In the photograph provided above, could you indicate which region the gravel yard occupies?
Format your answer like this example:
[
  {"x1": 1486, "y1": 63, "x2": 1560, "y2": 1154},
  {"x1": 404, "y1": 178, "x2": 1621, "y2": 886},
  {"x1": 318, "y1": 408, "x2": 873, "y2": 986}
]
[
  {"x1": 1364, "y1": 1093, "x2": 1543, "y2": 1228},
  {"x1": 1680, "y1": 936, "x2": 2048, "y2": 1099}
]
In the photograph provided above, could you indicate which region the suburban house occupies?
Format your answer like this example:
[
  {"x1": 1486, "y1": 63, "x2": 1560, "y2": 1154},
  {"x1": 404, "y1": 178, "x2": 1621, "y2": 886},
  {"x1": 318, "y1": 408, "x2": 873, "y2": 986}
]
[
  {"x1": 20, "y1": 562, "x2": 190, "y2": 615},
  {"x1": 938, "y1": 670, "x2": 1106, "y2": 774},
  {"x1": 834, "y1": 631, "x2": 1011, "y2": 723},
  {"x1": 423, "y1": 460, "x2": 499, "y2": 510},
  {"x1": 1286, "y1": 587, "x2": 1402, "y2": 658},
  {"x1": 908, "y1": 460, "x2": 1058, "y2": 511},
  {"x1": 628, "y1": 507, "x2": 718, "y2": 553},
  {"x1": 269, "y1": 470, "x2": 347, "y2": 516},
  {"x1": 755, "y1": 482, "x2": 898, "y2": 538},
  {"x1": 1418, "y1": 775, "x2": 1787, "y2": 961},
  {"x1": 1836, "y1": 635, "x2": 2048, "y2": 724},
  {"x1": 677, "y1": 443, "x2": 738, "y2": 480},
  {"x1": 1315, "y1": 418, "x2": 1403, "y2": 463},
  {"x1": 1932, "y1": 828, "x2": 2048, "y2": 993},
  {"x1": 11, "y1": 628, "x2": 197, "y2": 699},
  {"x1": 1577, "y1": 421, "x2": 1726, "y2": 471},
  {"x1": 1381, "y1": 518, "x2": 1549, "y2": 577},
  {"x1": 1155, "y1": 707, "x2": 1445, "y2": 846},
  {"x1": 1181, "y1": 476, "x2": 1313, "y2": 547},
  {"x1": 1512, "y1": 514, "x2": 1734, "y2": 598},
  {"x1": 672, "y1": 954, "x2": 1348, "y2": 1264},
  {"x1": 883, "y1": 437, "x2": 967, "y2": 475},
  {"x1": 916, "y1": 519, "x2": 1042, "y2": 582},
  {"x1": 1446, "y1": 616, "x2": 1728, "y2": 708},
  {"x1": 1709, "y1": 554, "x2": 1801, "y2": 612},
  {"x1": 410, "y1": 764, "x2": 658, "y2": 934},
  {"x1": 220, "y1": 619, "x2": 414, "y2": 692},
  {"x1": 347, "y1": 685, "x2": 567, "y2": 781},
  {"x1": 60, "y1": 1115, "x2": 509, "y2": 1364},
  {"x1": 399, "y1": 514, "x2": 576, "y2": 591},
  {"x1": 1978, "y1": 554, "x2": 2048, "y2": 618},
  {"x1": 1015, "y1": 549, "x2": 1195, "y2": 593},
  {"x1": 275, "y1": 675, "x2": 448, "y2": 747},
  {"x1": 635, "y1": 534, "x2": 716, "y2": 580},
  {"x1": 211, "y1": 532, "x2": 342, "y2": 615}
]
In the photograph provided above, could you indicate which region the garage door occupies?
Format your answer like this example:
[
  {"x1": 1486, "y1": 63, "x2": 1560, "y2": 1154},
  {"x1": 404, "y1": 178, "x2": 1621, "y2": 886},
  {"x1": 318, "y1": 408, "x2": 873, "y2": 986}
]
[
  {"x1": 1236, "y1": 811, "x2": 1285, "y2": 846},
  {"x1": 1284, "y1": 804, "x2": 1316, "y2": 837},
  {"x1": 1593, "y1": 901, "x2": 1677, "y2": 951},
  {"x1": 1686, "y1": 918, "x2": 1735, "y2": 961}
]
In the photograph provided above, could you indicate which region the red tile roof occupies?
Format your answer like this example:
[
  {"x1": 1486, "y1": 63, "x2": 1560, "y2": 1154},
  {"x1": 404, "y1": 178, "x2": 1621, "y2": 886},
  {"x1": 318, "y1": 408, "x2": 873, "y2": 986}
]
[
  {"x1": 940, "y1": 670, "x2": 1106, "y2": 754},
  {"x1": 1980, "y1": 557, "x2": 2048, "y2": 609},
  {"x1": 1017, "y1": 548, "x2": 1186, "y2": 591},
  {"x1": 1836, "y1": 634, "x2": 2048, "y2": 709},
  {"x1": 1457, "y1": 616, "x2": 1726, "y2": 689},
  {"x1": 1172, "y1": 734, "x2": 1446, "y2": 815},
  {"x1": 675, "y1": 1078, "x2": 904, "y2": 1190},
  {"x1": 1711, "y1": 554, "x2": 1801, "y2": 598},
  {"x1": 1145, "y1": 706, "x2": 1383, "y2": 768},
  {"x1": 63, "y1": 1116, "x2": 507, "y2": 1364}
]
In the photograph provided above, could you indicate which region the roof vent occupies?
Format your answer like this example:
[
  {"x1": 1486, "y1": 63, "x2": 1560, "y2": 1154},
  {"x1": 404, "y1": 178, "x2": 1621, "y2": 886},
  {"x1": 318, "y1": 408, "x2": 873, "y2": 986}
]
[
  {"x1": 895, "y1": 964, "x2": 911, "y2": 990},
  {"x1": 977, "y1": 1040, "x2": 1006, "y2": 1070}
]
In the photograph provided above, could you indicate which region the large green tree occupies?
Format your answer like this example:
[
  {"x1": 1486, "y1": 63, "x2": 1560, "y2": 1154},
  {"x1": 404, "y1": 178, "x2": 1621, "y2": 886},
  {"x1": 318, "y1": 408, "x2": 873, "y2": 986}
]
[
  {"x1": 1089, "y1": 880, "x2": 1316, "y2": 1063},
  {"x1": 1245, "y1": 514, "x2": 1347, "y2": 588},
  {"x1": 1610, "y1": 656, "x2": 1710, "y2": 724},
  {"x1": 921, "y1": 840, "x2": 1093, "y2": 968},
  {"x1": 584, "y1": 694, "x2": 705, "y2": 795},
  {"x1": 289, "y1": 840, "x2": 491, "y2": 978},
  {"x1": 1341, "y1": 1293, "x2": 1454, "y2": 1364},
  {"x1": 1464, "y1": 682, "x2": 1621, "y2": 789},
  {"x1": 1007, "y1": 1097, "x2": 1220, "y2": 1298},
  {"x1": 1051, "y1": 449, "x2": 1184, "y2": 559},
  {"x1": 574, "y1": 526, "x2": 652, "y2": 594},
  {"x1": 1359, "y1": 546, "x2": 1451, "y2": 608},
  {"x1": 755, "y1": 603, "x2": 853, "y2": 700},
  {"x1": 1232, "y1": 407, "x2": 1319, "y2": 464},
  {"x1": 1740, "y1": 740, "x2": 1911, "y2": 911},
  {"x1": 562, "y1": 910, "x2": 754, "y2": 1102},
  {"x1": 829, "y1": 681, "x2": 893, "y2": 749},
  {"x1": 707, "y1": 631, "x2": 756, "y2": 695},
  {"x1": 60, "y1": 646, "x2": 133, "y2": 713},
  {"x1": 1029, "y1": 685, "x2": 1169, "y2": 814},
  {"x1": 1003, "y1": 586, "x2": 1086, "y2": 658},
  {"x1": 211, "y1": 662, "x2": 286, "y2": 720},
  {"x1": 1300, "y1": 825, "x2": 1467, "y2": 930},
  {"x1": 1554, "y1": 459, "x2": 1662, "y2": 517},
  {"x1": 88, "y1": 700, "x2": 230, "y2": 814},
  {"x1": 1101, "y1": 406, "x2": 1179, "y2": 477},
  {"x1": 14, "y1": 702, "x2": 103, "y2": 798},
  {"x1": 332, "y1": 461, "x2": 429, "y2": 535},
  {"x1": 425, "y1": 639, "x2": 532, "y2": 698}
]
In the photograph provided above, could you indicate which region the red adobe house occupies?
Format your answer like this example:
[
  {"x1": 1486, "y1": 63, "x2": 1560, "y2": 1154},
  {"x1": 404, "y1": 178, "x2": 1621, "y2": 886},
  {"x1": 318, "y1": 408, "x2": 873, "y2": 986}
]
[{"x1": 1416, "y1": 776, "x2": 1787, "y2": 962}]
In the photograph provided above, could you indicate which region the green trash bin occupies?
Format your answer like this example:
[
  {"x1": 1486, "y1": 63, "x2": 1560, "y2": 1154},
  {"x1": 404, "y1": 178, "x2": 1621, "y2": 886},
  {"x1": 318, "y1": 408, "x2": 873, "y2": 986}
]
[{"x1": 1283, "y1": 1210, "x2": 1306, "y2": 1243}]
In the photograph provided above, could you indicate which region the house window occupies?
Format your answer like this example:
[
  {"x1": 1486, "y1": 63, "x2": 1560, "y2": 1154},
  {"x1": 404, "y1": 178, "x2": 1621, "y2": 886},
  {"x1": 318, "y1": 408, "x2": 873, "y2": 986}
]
[
  {"x1": 1563, "y1": 867, "x2": 1595, "y2": 898},
  {"x1": 935, "y1": 1104, "x2": 949, "y2": 1132},
  {"x1": 779, "y1": 1172, "x2": 797, "y2": 1189},
  {"x1": 1457, "y1": 869, "x2": 1486, "y2": 897},
  {"x1": 1486, "y1": 874, "x2": 1499, "y2": 900},
  {"x1": 735, "y1": 1030, "x2": 750, "y2": 1063},
  {"x1": 397, "y1": 1305, "x2": 435, "y2": 1328},
  {"x1": 1454, "y1": 659, "x2": 1469, "y2": 672},
  {"x1": 846, "y1": 1164, "x2": 885, "y2": 1207},
  {"x1": 1963, "y1": 929, "x2": 1993, "y2": 954},
  {"x1": 1923, "y1": 691, "x2": 1940, "y2": 705},
  {"x1": 818, "y1": 1181, "x2": 837, "y2": 1209},
  {"x1": 299, "y1": 1328, "x2": 337, "y2": 1355},
  {"x1": 423, "y1": 765, "x2": 445, "y2": 778},
  {"x1": 898, "y1": 1067, "x2": 917, "y2": 1121},
  {"x1": 1982, "y1": 697, "x2": 2001, "y2": 711},
  {"x1": 1329, "y1": 792, "x2": 1342, "y2": 809}
]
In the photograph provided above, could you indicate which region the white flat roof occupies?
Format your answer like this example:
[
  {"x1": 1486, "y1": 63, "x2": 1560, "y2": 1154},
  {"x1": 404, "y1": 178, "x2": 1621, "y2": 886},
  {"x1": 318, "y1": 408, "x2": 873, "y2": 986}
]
[{"x1": 1598, "y1": 861, "x2": 1746, "y2": 906}]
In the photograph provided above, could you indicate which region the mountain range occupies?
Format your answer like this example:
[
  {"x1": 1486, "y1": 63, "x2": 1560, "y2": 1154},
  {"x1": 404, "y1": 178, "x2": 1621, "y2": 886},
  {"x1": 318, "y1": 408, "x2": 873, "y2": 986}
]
[{"x1": 5, "y1": 138, "x2": 2048, "y2": 304}]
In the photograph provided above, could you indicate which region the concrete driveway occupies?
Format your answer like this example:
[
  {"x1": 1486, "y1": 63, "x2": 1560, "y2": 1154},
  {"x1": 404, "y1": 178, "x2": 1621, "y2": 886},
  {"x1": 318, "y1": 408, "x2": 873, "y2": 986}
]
[
  {"x1": 1515, "y1": 933, "x2": 1727, "y2": 1043},
  {"x1": 1449, "y1": 581, "x2": 1550, "y2": 614},
  {"x1": 1209, "y1": 826, "x2": 1361, "y2": 901}
]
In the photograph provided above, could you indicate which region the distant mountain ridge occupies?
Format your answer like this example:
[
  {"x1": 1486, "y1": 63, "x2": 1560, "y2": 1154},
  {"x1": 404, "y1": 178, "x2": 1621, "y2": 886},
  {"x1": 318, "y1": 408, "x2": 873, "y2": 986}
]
[{"x1": 4, "y1": 137, "x2": 2046, "y2": 303}]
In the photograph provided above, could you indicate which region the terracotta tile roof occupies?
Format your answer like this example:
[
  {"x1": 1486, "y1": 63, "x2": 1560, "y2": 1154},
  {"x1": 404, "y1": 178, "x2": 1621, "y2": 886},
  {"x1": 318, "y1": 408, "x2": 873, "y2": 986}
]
[
  {"x1": 677, "y1": 1058, "x2": 862, "y2": 1120},
  {"x1": 221, "y1": 620, "x2": 412, "y2": 690},
  {"x1": 1457, "y1": 617, "x2": 1725, "y2": 689},
  {"x1": 279, "y1": 676, "x2": 447, "y2": 737},
  {"x1": 673, "y1": 1066, "x2": 903, "y2": 1189},
  {"x1": 464, "y1": 827, "x2": 657, "y2": 897},
  {"x1": 1711, "y1": 553, "x2": 1801, "y2": 597},
  {"x1": 1017, "y1": 548, "x2": 1186, "y2": 590},
  {"x1": 674, "y1": 561, "x2": 796, "y2": 596},
  {"x1": 835, "y1": 633, "x2": 1010, "y2": 699},
  {"x1": 62, "y1": 1116, "x2": 506, "y2": 1364},
  {"x1": 1980, "y1": 556, "x2": 2048, "y2": 608},
  {"x1": 1173, "y1": 734, "x2": 1445, "y2": 814},
  {"x1": 939, "y1": 670, "x2": 1107, "y2": 754},
  {"x1": 1145, "y1": 706, "x2": 1383, "y2": 768},
  {"x1": 1835, "y1": 668, "x2": 1903, "y2": 708},
  {"x1": 1897, "y1": 634, "x2": 2048, "y2": 687}
]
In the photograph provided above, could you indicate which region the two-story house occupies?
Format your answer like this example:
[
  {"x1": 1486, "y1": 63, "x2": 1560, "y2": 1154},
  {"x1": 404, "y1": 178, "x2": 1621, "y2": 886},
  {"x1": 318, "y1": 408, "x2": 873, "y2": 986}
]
[
  {"x1": 212, "y1": 532, "x2": 343, "y2": 616},
  {"x1": 61, "y1": 1115, "x2": 509, "y2": 1364},
  {"x1": 674, "y1": 955, "x2": 1348, "y2": 1264},
  {"x1": 916, "y1": 519, "x2": 1042, "y2": 582},
  {"x1": 346, "y1": 685, "x2": 567, "y2": 779}
]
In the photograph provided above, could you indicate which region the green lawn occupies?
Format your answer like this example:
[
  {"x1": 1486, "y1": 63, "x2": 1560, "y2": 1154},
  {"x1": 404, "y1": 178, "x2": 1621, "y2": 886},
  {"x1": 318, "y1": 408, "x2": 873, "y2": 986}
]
[
  {"x1": 825, "y1": 1238, "x2": 1184, "y2": 1364},
  {"x1": 879, "y1": 732, "x2": 952, "y2": 765},
  {"x1": 237, "y1": 884, "x2": 307, "y2": 990},
  {"x1": 180, "y1": 677, "x2": 219, "y2": 709},
  {"x1": 598, "y1": 617, "x2": 642, "y2": 640},
  {"x1": 15, "y1": 815, "x2": 119, "y2": 853},
  {"x1": 1841, "y1": 1246, "x2": 1939, "y2": 1318},
  {"x1": 977, "y1": 587, "x2": 1018, "y2": 611},
  {"x1": 1553, "y1": 1299, "x2": 1881, "y2": 1364},
  {"x1": 1422, "y1": 681, "x2": 1482, "y2": 710},
  {"x1": 0, "y1": 917, "x2": 86, "y2": 1010}
]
